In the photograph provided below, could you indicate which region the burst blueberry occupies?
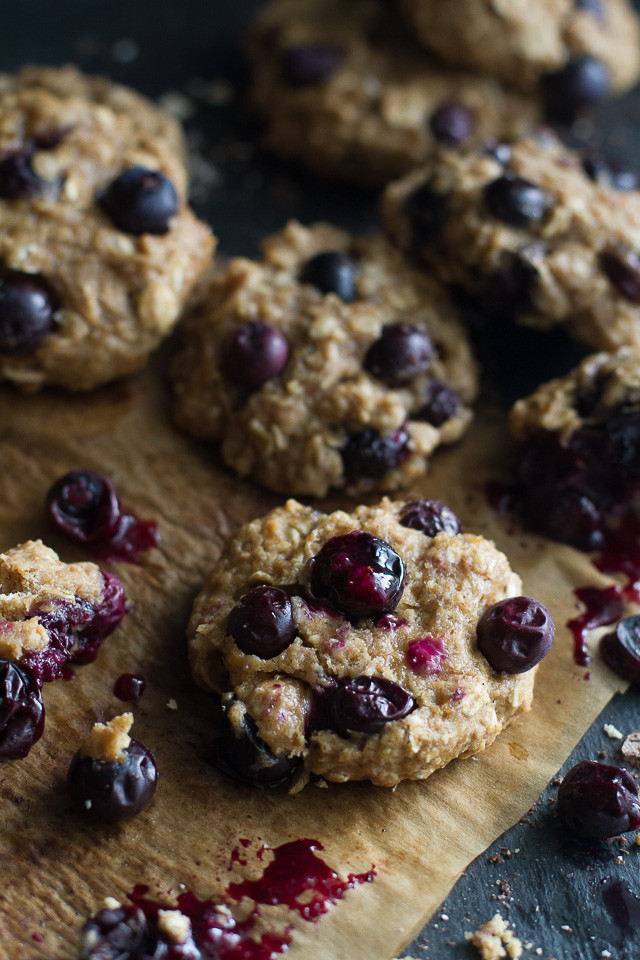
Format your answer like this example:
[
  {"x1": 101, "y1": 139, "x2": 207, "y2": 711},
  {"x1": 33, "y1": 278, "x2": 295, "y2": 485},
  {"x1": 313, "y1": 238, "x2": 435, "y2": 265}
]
[
  {"x1": 0, "y1": 661, "x2": 45, "y2": 761},
  {"x1": 47, "y1": 469, "x2": 122, "y2": 544}
]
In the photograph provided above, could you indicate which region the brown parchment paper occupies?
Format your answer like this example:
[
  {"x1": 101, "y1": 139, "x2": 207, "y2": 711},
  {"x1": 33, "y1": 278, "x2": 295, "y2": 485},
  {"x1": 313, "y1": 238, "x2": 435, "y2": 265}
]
[{"x1": 0, "y1": 353, "x2": 629, "y2": 960}]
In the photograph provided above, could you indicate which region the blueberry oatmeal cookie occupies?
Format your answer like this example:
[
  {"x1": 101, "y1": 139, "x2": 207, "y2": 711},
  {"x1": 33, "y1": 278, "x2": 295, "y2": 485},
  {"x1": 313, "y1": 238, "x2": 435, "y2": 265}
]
[
  {"x1": 0, "y1": 65, "x2": 215, "y2": 391},
  {"x1": 509, "y1": 346, "x2": 640, "y2": 549},
  {"x1": 382, "y1": 132, "x2": 640, "y2": 352},
  {"x1": 397, "y1": 0, "x2": 640, "y2": 112},
  {"x1": 246, "y1": 0, "x2": 540, "y2": 186},
  {"x1": 171, "y1": 220, "x2": 478, "y2": 497},
  {"x1": 188, "y1": 498, "x2": 553, "y2": 787}
]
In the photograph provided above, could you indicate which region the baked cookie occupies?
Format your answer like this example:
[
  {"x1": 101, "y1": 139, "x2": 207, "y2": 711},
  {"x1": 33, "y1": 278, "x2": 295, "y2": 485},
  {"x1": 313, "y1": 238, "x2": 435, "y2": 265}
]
[
  {"x1": 171, "y1": 220, "x2": 478, "y2": 497},
  {"x1": 510, "y1": 346, "x2": 640, "y2": 550},
  {"x1": 382, "y1": 133, "x2": 640, "y2": 352},
  {"x1": 0, "y1": 65, "x2": 215, "y2": 391},
  {"x1": 398, "y1": 0, "x2": 640, "y2": 108},
  {"x1": 188, "y1": 498, "x2": 554, "y2": 787},
  {"x1": 245, "y1": 0, "x2": 540, "y2": 186}
]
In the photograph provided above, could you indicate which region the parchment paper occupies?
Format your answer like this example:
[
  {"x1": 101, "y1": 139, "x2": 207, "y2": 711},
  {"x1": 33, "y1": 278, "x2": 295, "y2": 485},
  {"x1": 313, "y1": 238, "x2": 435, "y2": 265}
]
[{"x1": 0, "y1": 351, "x2": 628, "y2": 960}]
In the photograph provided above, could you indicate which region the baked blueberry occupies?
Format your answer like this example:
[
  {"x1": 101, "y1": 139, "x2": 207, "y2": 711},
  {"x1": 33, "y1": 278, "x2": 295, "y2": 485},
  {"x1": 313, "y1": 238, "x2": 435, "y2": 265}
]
[
  {"x1": 228, "y1": 586, "x2": 296, "y2": 658},
  {"x1": 341, "y1": 425, "x2": 409, "y2": 480},
  {"x1": 309, "y1": 530, "x2": 405, "y2": 620},
  {"x1": 601, "y1": 249, "x2": 640, "y2": 304},
  {"x1": 557, "y1": 760, "x2": 640, "y2": 839},
  {"x1": 0, "y1": 151, "x2": 47, "y2": 200},
  {"x1": 399, "y1": 498, "x2": 462, "y2": 536},
  {"x1": 207, "y1": 714, "x2": 300, "y2": 787},
  {"x1": 0, "y1": 660, "x2": 45, "y2": 760},
  {"x1": 600, "y1": 615, "x2": 640, "y2": 684},
  {"x1": 476, "y1": 596, "x2": 554, "y2": 673},
  {"x1": 72, "y1": 572, "x2": 127, "y2": 665},
  {"x1": 101, "y1": 166, "x2": 179, "y2": 235},
  {"x1": 222, "y1": 320, "x2": 289, "y2": 390},
  {"x1": 429, "y1": 101, "x2": 474, "y2": 145},
  {"x1": 80, "y1": 904, "x2": 149, "y2": 960},
  {"x1": 484, "y1": 176, "x2": 553, "y2": 227},
  {"x1": 542, "y1": 56, "x2": 610, "y2": 122},
  {"x1": 47, "y1": 469, "x2": 122, "y2": 544},
  {"x1": 329, "y1": 676, "x2": 414, "y2": 735},
  {"x1": 407, "y1": 181, "x2": 448, "y2": 245},
  {"x1": 417, "y1": 379, "x2": 461, "y2": 426},
  {"x1": 364, "y1": 323, "x2": 434, "y2": 385},
  {"x1": 114, "y1": 674, "x2": 147, "y2": 702},
  {"x1": 282, "y1": 43, "x2": 342, "y2": 86},
  {"x1": 300, "y1": 251, "x2": 356, "y2": 302},
  {"x1": 0, "y1": 271, "x2": 56, "y2": 355}
]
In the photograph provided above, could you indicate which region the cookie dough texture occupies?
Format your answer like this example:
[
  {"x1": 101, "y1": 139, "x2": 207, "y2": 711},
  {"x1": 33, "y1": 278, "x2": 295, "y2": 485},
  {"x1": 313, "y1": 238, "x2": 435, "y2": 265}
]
[
  {"x1": 382, "y1": 134, "x2": 640, "y2": 352},
  {"x1": 246, "y1": 0, "x2": 540, "y2": 186},
  {"x1": 188, "y1": 498, "x2": 534, "y2": 786},
  {"x1": 398, "y1": 0, "x2": 640, "y2": 93},
  {"x1": 171, "y1": 221, "x2": 478, "y2": 497},
  {"x1": 79, "y1": 713, "x2": 133, "y2": 764},
  {"x1": 0, "y1": 65, "x2": 215, "y2": 391}
]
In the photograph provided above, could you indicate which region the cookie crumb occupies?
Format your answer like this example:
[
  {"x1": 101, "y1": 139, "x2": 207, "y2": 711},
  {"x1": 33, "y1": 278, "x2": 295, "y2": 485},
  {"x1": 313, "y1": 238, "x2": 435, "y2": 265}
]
[
  {"x1": 167, "y1": 699, "x2": 178, "y2": 711},
  {"x1": 158, "y1": 910, "x2": 192, "y2": 944},
  {"x1": 79, "y1": 713, "x2": 133, "y2": 763},
  {"x1": 621, "y1": 730, "x2": 640, "y2": 768},
  {"x1": 465, "y1": 913, "x2": 523, "y2": 959},
  {"x1": 603, "y1": 723, "x2": 624, "y2": 740}
]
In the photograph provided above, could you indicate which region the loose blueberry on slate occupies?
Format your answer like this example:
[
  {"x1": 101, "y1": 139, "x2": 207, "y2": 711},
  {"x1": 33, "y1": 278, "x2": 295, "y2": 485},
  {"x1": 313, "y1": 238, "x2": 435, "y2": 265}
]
[
  {"x1": 476, "y1": 596, "x2": 555, "y2": 673},
  {"x1": 0, "y1": 271, "x2": 56, "y2": 355},
  {"x1": 73, "y1": 572, "x2": 127, "y2": 665},
  {"x1": 309, "y1": 530, "x2": 405, "y2": 620},
  {"x1": 341, "y1": 425, "x2": 409, "y2": 480},
  {"x1": 0, "y1": 660, "x2": 45, "y2": 760},
  {"x1": 557, "y1": 760, "x2": 640, "y2": 839},
  {"x1": 417, "y1": 379, "x2": 460, "y2": 426},
  {"x1": 600, "y1": 614, "x2": 640, "y2": 684},
  {"x1": 207, "y1": 715, "x2": 300, "y2": 788},
  {"x1": 329, "y1": 676, "x2": 414, "y2": 735},
  {"x1": 429, "y1": 101, "x2": 474, "y2": 145},
  {"x1": 364, "y1": 323, "x2": 434, "y2": 385},
  {"x1": 101, "y1": 166, "x2": 179, "y2": 235},
  {"x1": 542, "y1": 57, "x2": 610, "y2": 122},
  {"x1": 228, "y1": 586, "x2": 296, "y2": 658},
  {"x1": 300, "y1": 251, "x2": 356, "y2": 302},
  {"x1": 601, "y1": 250, "x2": 640, "y2": 304},
  {"x1": 0, "y1": 152, "x2": 47, "y2": 200},
  {"x1": 68, "y1": 740, "x2": 158, "y2": 823},
  {"x1": 406, "y1": 181, "x2": 449, "y2": 245},
  {"x1": 282, "y1": 43, "x2": 342, "y2": 86},
  {"x1": 222, "y1": 320, "x2": 289, "y2": 391},
  {"x1": 80, "y1": 904, "x2": 150, "y2": 960},
  {"x1": 484, "y1": 176, "x2": 552, "y2": 227},
  {"x1": 47, "y1": 469, "x2": 122, "y2": 544},
  {"x1": 400, "y1": 498, "x2": 463, "y2": 536},
  {"x1": 582, "y1": 154, "x2": 637, "y2": 191}
]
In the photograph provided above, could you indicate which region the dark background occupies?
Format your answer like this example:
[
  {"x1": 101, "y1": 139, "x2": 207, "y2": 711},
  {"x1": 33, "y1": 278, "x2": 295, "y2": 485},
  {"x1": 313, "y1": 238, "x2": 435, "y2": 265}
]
[{"x1": 4, "y1": 2, "x2": 640, "y2": 957}]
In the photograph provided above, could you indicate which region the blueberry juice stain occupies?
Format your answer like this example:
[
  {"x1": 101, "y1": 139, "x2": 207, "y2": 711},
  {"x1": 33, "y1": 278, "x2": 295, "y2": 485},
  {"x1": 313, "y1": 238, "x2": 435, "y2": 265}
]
[
  {"x1": 567, "y1": 585, "x2": 625, "y2": 667},
  {"x1": 598, "y1": 879, "x2": 640, "y2": 945}
]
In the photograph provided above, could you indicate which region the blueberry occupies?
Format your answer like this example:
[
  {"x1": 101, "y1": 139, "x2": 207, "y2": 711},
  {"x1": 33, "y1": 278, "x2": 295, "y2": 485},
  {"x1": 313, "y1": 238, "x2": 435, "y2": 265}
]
[
  {"x1": 228, "y1": 586, "x2": 296, "y2": 658},
  {"x1": 207, "y1": 714, "x2": 300, "y2": 788},
  {"x1": 0, "y1": 152, "x2": 47, "y2": 200},
  {"x1": 47, "y1": 470, "x2": 122, "y2": 544},
  {"x1": 416, "y1": 379, "x2": 461, "y2": 426},
  {"x1": 0, "y1": 271, "x2": 56, "y2": 355},
  {"x1": 364, "y1": 323, "x2": 434, "y2": 385},
  {"x1": 476, "y1": 596, "x2": 555, "y2": 673},
  {"x1": 399, "y1": 498, "x2": 463, "y2": 536},
  {"x1": 341, "y1": 425, "x2": 410, "y2": 480},
  {"x1": 68, "y1": 739, "x2": 157, "y2": 823},
  {"x1": 300, "y1": 251, "x2": 356, "y2": 302},
  {"x1": 282, "y1": 43, "x2": 341, "y2": 86},
  {"x1": 557, "y1": 760, "x2": 640, "y2": 839},
  {"x1": 600, "y1": 615, "x2": 640, "y2": 684},
  {"x1": 542, "y1": 57, "x2": 610, "y2": 122},
  {"x1": 222, "y1": 320, "x2": 289, "y2": 391},
  {"x1": 309, "y1": 530, "x2": 405, "y2": 620},
  {"x1": 481, "y1": 253, "x2": 537, "y2": 316},
  {"x1": 601, "y1": 250, "x2": 640, "y2": 304},
  {"x1": 484, "y1": 176, "x2": 553, "y2": 227},
  {"x1": 605, "y1": 407, "x2": 640, "y2": 479},
  {"x1": 329, "y1": 676, "x2": 414, "y2": 735},
  {"x1": 73, "y1": 572, "x2": 127, "y2": 665},
  {"x1": 406, "y1": 181, "x2": 449, "y2": 245},
  {"x1": 80, "y1": 904, "x2": 150, "y2": 960},
  {"x1": 101, "y1": 167, "x2": 179, "y2": 235},
  {"x1": 521, "y1": 483, "x2": 604, "y2": 551},
  {"x1": 582, "y1": 154, "x2": 637, "y2": 191},
  {"x1": 0, "y1": 660, "x2": 45, "y2": 761},
  {"x1": 429, "y1": 101, "x2": 475, "y2": 145}
]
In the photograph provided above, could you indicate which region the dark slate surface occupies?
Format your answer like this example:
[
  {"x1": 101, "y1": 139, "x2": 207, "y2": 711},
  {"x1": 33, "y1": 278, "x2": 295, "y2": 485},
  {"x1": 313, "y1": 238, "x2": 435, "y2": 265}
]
[{"x1": 4, "y1": 2, "x2": 640, "y2": 958}]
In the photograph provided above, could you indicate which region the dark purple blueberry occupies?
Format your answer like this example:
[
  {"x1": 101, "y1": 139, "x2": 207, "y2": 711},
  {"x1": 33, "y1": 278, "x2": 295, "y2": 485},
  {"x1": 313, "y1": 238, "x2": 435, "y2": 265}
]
[
  {"x1": 300, "y1": 251, "x2": 356, "y2": 302},
  {"x1": 399, "y1": 498, "x2": 463, "y2": 536},
  {"x1": 282, "y1": 43, "x2": 341, "y2": 86},
  {"x1": 228, "y1": 586, "x2": 296, "y2": 658},
  {"x1": 542, "y1": 57, "x2": 611, "y2": 122},
  {"x1": 557, "y1": 760, "x2": 640, "y2": 839},
  {"x1": 329, "y1": 676, "x2": 414, "y2": 735},
  {"x1": 207, "y1": 714, "x2": 300, "y2": 788},
  {"x1": 601, "y1": 250, "x2": 640, "y2": 304},
  {"x1": 582, "y1": 154, "x2": 637, "y2": 191},
  {"x1": 101, "y1": 167, "x2": 179, "y2": 235},
  {"x1": 484, "y1": 176, "x2": 553, "y2": 227},
  {"x1": 575, "y1": 0, "x2": 605, "y2": 21},
  {"x1": 0, "y1": 271, "x2": 55, "y2": 355},
  {"x1": 47, "y1": 469, "x2": 122, "y2": 544},
  {"x1": 309, "y1": 530, "x2": 405, "y2": 620},
  {"x1": 341, "y1": 425, "x2": 410, "y2": 480},
  {"x1": 114, "y1": 673, "x2": 146, "y2": 703},
  {"x1": 600, "y1": 614, "x2": 640, "y2": 684},
  {"x1": 417, "y1": 379, "x2": 461, "y2": 426},
  {"x1": 406, "y1": 181, "x2": 449, "y2": 245},
  {"x1": 429, "y1": 101, "x2": 475, "y2": 145},
  {"x1": 0, "y1": 152, "x2": 47, "y2": 199},
  {"x1": 222, "y1": 320, "x2": 289, "y2": 391},
  {"x1": 481, "y1": 252, "x2": 538, "y2": 316},
  {"x1": 80, "y1": 904, "x2": 150, "y2": 960},
  {"x1": 68, "y1": 739, "x2": 157, "y2": 823},
  {"x1": 0, "y1": 660, "x2": 45, "y2": 760},
  {"x1": 73, "y1": 572, "x2": 127, "y2": 665},
  {"x1": 364, "y1": 323, "x2": 434, "y2": 385},
  {"x1": 521, "y1": 484, "x2": 604, "y2": 551},
  {"x1": 476, "y1": 596, "x2": 555, "y2": 673}
]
